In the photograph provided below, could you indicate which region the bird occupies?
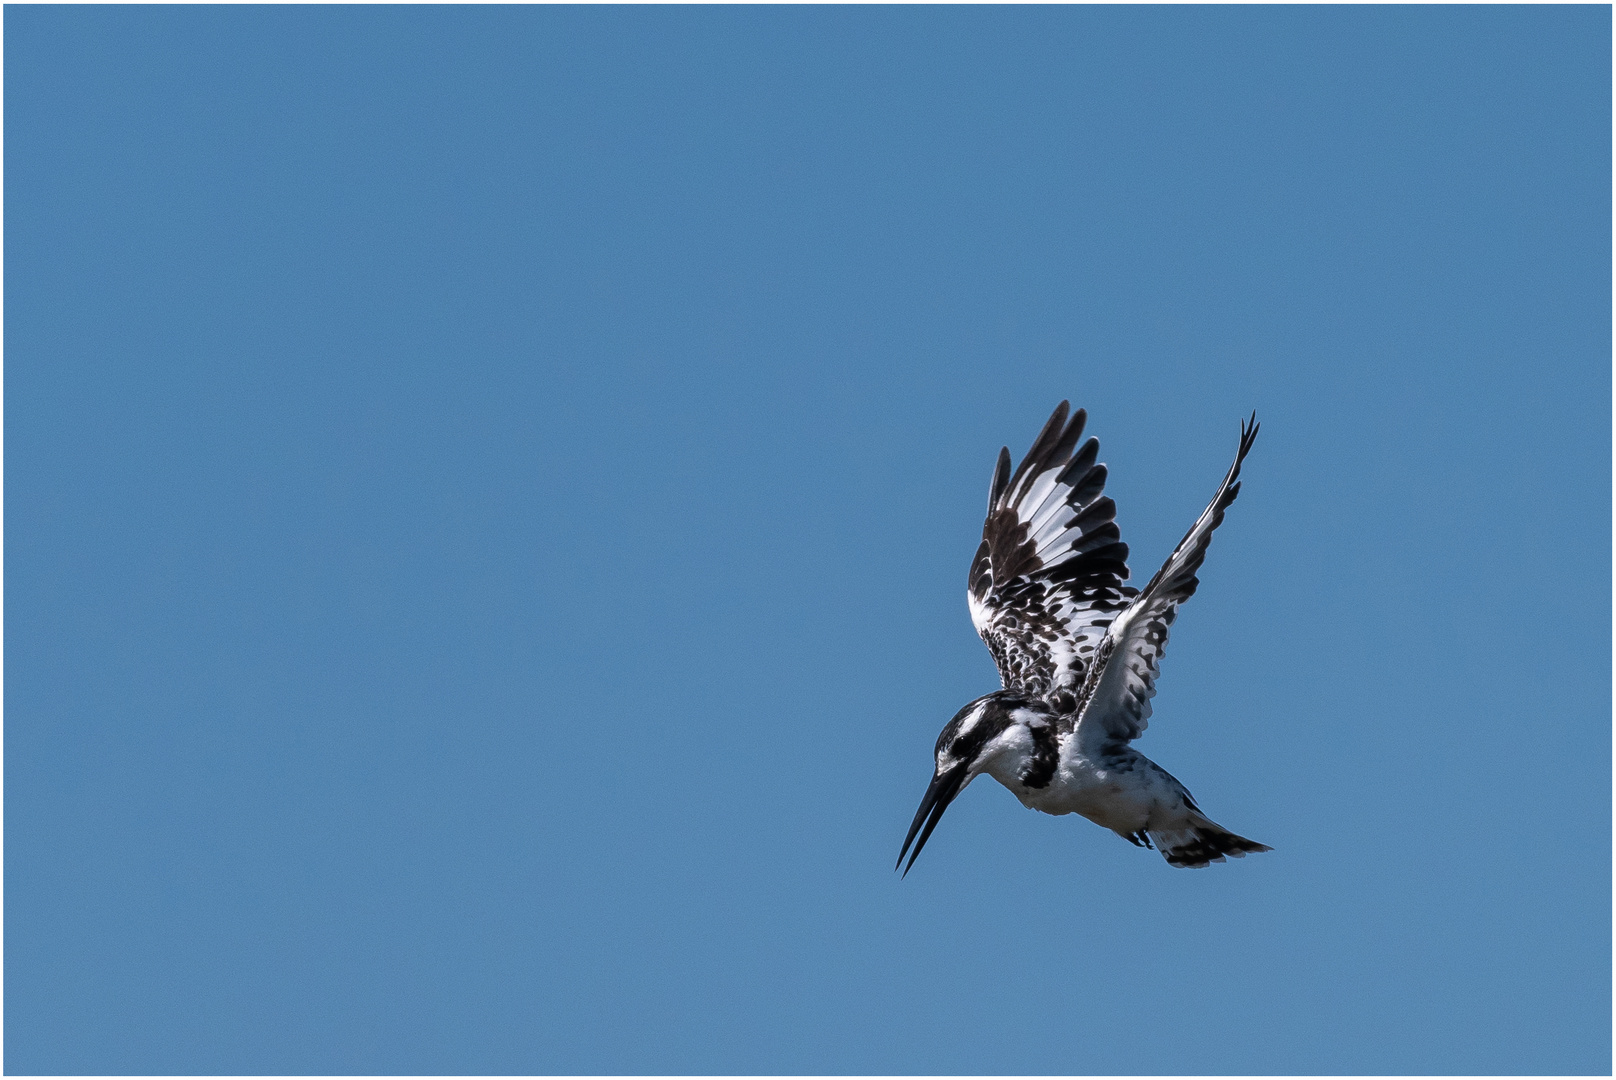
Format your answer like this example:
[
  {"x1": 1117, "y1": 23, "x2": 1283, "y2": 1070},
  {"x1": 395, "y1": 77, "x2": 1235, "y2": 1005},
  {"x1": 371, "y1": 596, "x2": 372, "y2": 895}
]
[{"x1": 897, "y1": 401, "x2": 1271, "y2": 874}]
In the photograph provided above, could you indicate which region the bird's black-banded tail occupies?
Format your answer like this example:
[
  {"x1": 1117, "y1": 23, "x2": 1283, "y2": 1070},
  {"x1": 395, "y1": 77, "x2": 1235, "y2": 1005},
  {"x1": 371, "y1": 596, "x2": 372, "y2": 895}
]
[{"x1": 1146, "y1": 821, "x2": 1272, "y2": 869}]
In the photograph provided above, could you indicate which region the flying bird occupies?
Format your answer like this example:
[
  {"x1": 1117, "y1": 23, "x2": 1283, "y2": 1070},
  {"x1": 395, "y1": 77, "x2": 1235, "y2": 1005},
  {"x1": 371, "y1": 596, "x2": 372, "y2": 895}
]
[{"x1": 898, "y1": 402, "x2": 1270, "y2": 874}]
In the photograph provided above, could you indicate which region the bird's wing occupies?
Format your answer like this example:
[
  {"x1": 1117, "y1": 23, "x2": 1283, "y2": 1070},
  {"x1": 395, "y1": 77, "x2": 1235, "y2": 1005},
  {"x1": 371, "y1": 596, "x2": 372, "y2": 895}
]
[
  {"x1": 967, "y1": 402, "x2": 1133, "y2": 711},
  {"x1": 1073, "y1": 415, "x2": 1258, "y2": 748}
]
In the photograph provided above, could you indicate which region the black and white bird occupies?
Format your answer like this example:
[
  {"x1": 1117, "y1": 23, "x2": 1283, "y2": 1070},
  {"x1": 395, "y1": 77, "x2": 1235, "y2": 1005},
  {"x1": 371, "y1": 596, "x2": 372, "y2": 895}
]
[{"x1": 898, "y1": 402, "x2": 1270, "y2": 874}]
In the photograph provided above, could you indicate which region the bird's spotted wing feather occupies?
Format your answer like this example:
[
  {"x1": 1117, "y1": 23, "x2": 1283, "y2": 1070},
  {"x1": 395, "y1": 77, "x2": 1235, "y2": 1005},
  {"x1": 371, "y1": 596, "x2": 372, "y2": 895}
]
[
  {"x1": 967, "y1": 402, "x2": 1133, "y2": 712},
  {"x1": 1074, "y1": 415, "x2": 1258, "y2": 748}
]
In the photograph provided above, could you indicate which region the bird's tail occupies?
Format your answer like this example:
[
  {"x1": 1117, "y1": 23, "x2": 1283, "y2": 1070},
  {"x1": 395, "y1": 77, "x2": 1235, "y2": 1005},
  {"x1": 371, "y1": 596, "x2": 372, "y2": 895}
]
[{"x1": 1147, "y1": 818, "x2": 1272, "y2": 869}]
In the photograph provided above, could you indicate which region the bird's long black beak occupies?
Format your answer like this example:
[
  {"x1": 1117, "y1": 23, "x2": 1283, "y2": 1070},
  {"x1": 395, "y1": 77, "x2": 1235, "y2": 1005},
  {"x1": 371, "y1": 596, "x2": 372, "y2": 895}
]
[{"x1": 896, "y1": 766, "x2": 967, "y2": 877}]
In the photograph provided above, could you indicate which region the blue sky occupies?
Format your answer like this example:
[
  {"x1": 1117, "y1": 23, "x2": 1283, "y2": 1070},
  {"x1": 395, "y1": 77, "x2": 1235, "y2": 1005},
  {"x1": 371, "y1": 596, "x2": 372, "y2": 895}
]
[{"x1": 7, "y1": 6, "x2": 1609, "y2": 1074}]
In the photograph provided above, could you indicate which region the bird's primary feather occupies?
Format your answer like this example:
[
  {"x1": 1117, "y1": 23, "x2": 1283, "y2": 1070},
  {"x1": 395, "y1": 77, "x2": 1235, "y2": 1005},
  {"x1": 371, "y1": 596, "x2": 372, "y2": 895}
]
[
  {"x1": 966, "y1": 402, "x2": 1134, "y2": 714},
  {"x1": 1073, "y1": 414, "x2": 1259, "y2": 749}
]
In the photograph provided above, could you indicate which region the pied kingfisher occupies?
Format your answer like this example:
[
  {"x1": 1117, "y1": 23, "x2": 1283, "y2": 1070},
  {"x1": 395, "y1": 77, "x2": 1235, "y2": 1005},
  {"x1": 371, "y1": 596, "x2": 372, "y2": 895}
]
[{"x1": 898, "y1": 402, "x2": 1270, "y2": 874}]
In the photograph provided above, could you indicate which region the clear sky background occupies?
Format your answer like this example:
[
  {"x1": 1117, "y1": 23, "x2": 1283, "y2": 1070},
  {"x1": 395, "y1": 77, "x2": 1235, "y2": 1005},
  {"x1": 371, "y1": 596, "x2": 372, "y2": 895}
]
[{"x1": 7, "y1": 6, "x2": 1610, "y2": 1075}]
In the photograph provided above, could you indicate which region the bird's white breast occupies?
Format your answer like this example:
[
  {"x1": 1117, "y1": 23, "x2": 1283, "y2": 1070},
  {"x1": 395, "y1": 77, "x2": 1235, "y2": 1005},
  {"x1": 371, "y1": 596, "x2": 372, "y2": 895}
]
[{"x1": 996, "y1": 744, "x2": 1171, "y2": 834}]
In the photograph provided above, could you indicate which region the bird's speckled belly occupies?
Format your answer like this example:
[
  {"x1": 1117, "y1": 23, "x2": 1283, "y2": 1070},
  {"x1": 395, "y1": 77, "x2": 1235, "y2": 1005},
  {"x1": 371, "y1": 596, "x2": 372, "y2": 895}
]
[{"x1": 1013, "y1": 755, "x2": 1160, "y2": 833}]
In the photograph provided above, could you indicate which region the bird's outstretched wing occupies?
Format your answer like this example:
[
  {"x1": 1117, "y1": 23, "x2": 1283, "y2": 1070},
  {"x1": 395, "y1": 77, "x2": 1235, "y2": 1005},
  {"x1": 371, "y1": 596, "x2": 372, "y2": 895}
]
[
  {"x1": 967, "y1": 402, "x2": 1133, "y2": 712},
  {"x1": 1073, "y1": 415, "x2": 1258, "y2": 748}
]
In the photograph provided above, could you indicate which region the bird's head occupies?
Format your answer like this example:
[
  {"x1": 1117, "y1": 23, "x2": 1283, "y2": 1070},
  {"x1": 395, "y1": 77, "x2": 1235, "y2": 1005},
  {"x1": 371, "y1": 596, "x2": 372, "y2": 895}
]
[{"x1": 895, "y1": 692, "x2": 1046, "y2": 876}]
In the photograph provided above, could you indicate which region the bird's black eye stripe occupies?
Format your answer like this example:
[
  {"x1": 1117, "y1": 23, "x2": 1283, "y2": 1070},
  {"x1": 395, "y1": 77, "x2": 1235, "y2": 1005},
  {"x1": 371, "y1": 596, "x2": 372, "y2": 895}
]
[
  {"x1": 936, "y1": 696, "x2": 1023, "y2": 761},
  {"x1": 950, "y1": 722, "x2": 1004, "y2": 762}
]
